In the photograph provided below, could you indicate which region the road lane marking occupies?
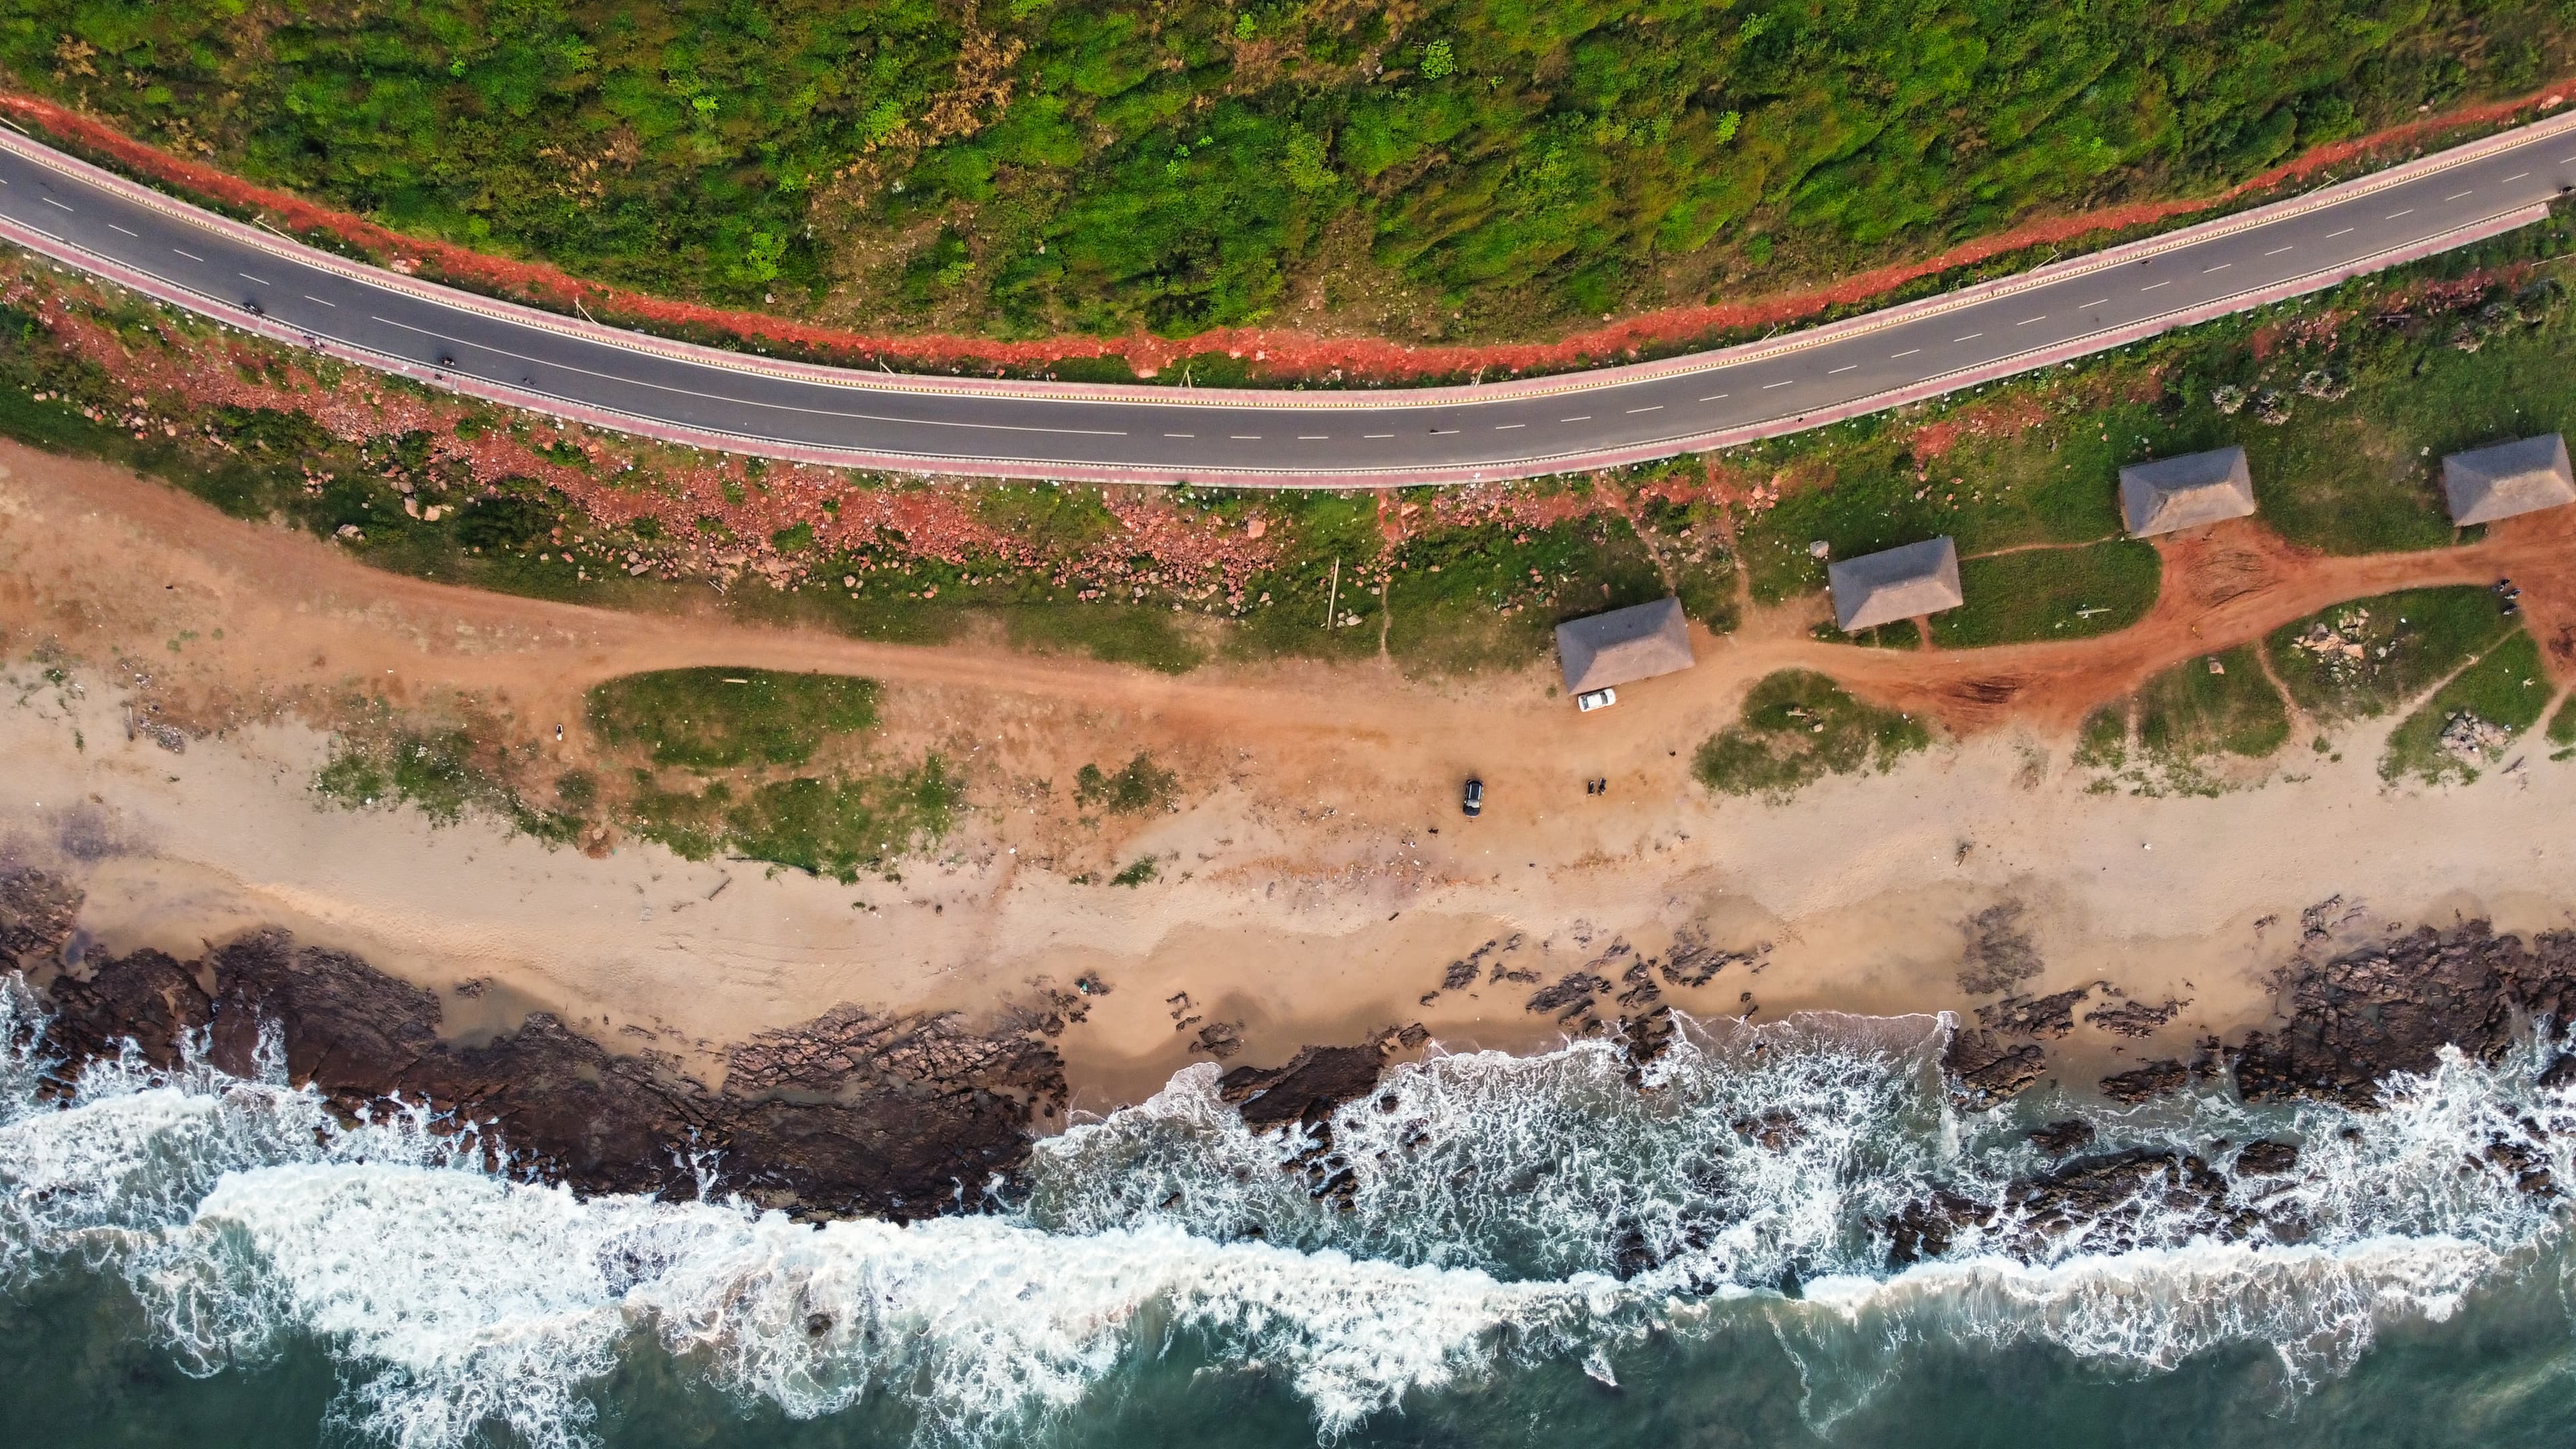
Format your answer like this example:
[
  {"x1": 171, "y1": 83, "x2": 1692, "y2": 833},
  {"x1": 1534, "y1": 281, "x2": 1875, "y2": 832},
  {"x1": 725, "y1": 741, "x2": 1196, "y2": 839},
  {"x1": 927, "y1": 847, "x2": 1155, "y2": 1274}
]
[
  {"x1": 1890, "y1": 349, "x2": 1919, "y2": 358},
  {"x1": 107, "y1": 222, "x2": 136, "y2": 236},
  {"x1": 2141, "y1": 280, "x2": 2172, "y2": 290},
  {"x1": 39, "y1": 196, "x2": 69, "y2": 211},
  {"x1": 1494, "y1": 423, "x2": 1524, "y2": 429},
  {"x1": 1230, "y1": 434, "x2": 1261, "y2": 440},
  {"x1": 1827, "y1": 364, "x2": 1858, "y2": 374},
  {"x1": 171, "y1": 248, "x2": 203, "y2": 260},
  {"x1": 1364, "y1": 433, "x2": 1394, "y2": 439},
  {"x1": 303, "y1": 294, "x2": 336, "y2": 307},
  {"x1": 1953, "y1": 332, "x2": 1984, "y2": 341},
  {"x1": 2264, "y1": 246, "x2": 2295, "y2": 256},
  {"x1": 363, "y1": 314, "x2": 1130, "y2": 436},
  {"x1": 2077, "y1": 298, "x2": 2108, "y2": 308},
  {"x1": 2506, "y1": 171, "x2": 2530, "y2": 181},
  {"x1": 1430, "y1": 428, "x2": 1459, "y2": 435},
  {"x1": 1761, "y1": 379, "x2": 1795, "y2": 389},
  {"x1": 1697, "y1": 394, "x2": 1727, "y2": 402},
  {"x1": 2202, "y1": 262, "x2": 2231, "y2": 272},
  {"x1": 1163, "y1": 432, "x2": 1193, "y2": 438},
  {"x1": 2446, "y1": 190, "x2": 2474, "y2": 200},
  {"x1": 240, "y1": 272, "x2": 273, "y2": 285},
  {"x1": 1625, "y1": 405, "x2": 1663, "y2": 413},
  {"x1": 2385, "y1": 209, "x2": 2412, "y2": 218},
  {"x1": 2326, "y1": 227, "x2": 2353, "y2": 237},
  {"x1": 2015, "y1": 315, "x2": 2046, "y2": 325},
  {"x1": 1297, "y1": 434, "x2": 1330, "y2": 439},
  {"x1": 1560, "y1": 415, "x2": 1591, "y2": 421}
]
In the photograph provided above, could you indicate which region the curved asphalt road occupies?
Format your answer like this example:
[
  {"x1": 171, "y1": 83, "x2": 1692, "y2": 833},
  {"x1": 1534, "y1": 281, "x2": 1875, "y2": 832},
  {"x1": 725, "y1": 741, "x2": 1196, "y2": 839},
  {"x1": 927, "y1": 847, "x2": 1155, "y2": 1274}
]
[{"x1": 0, "y1": 115, "x2": 2572, "y2": 486}]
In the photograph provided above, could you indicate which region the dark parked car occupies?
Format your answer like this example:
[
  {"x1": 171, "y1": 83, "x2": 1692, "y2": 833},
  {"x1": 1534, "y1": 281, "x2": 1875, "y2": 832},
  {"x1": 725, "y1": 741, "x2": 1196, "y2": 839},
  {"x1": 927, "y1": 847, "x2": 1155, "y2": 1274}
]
[{"x1": 1461, "y1": 777, "x2": 1484, "y2": 818}]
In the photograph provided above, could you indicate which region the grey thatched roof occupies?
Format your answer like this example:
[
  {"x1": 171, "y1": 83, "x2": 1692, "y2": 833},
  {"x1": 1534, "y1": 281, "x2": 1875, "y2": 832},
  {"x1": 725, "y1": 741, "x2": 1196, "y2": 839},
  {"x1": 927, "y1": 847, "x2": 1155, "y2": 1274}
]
[
  {"x1": 1556, "y1": 597, "x2": 1695, "y2": 692},
  {"x1": 2120, "y1": 445, "x2": 2257, "y2": 537},
  {"x1": 1829, "y1": 537, "x2": 1964, "y2": 632},
  {"x1": 2442, "y1": 434, "x2": 2576, "y2": 525}
]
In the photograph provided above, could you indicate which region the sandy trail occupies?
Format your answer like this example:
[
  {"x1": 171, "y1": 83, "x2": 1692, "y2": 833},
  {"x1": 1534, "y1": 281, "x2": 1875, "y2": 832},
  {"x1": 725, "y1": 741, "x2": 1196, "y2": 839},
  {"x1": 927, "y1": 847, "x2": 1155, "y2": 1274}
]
[{"x1": 6, "y1": 440, "x2": 2575, "y2": 1111}]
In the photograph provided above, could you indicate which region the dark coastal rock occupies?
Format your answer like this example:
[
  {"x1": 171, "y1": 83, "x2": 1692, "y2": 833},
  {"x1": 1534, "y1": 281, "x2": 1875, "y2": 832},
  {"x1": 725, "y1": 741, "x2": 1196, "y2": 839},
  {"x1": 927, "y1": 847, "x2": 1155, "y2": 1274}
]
[
  {"x1": 39, "y1": 946, "x2": 211, "y2": 1072},
  {"x1": 1943, "y1": 1028, "x2": 2045, "y2": 1106},
  {"x1": 2233, "y1": 1139, "x2": 2300, "y2": 1176},
  {"x1": 2084, "y1": 998, "x2": 2184, "y2": 1038},
  {"x1": 2029, "y1": 1119, "x2": 2098, "y2": 1157},
  {"x1": 2098, "y1": 1058, "x2": 2190, "y2": 1103},
  {"x1": 2231, "y1": 922, "x2": 2576, "y2": 1107},
  {"x1": 0, "y1": 867, "x2": 83, "y2": 971},
  {"x1": 1617, "y1": 1004, "x2": 1676, "y2": 1085},
  {"x1": 1527, "y1": 972, "x2": 1610, "y2": 1017},
  {"x1": 1975, "y1": 987, "x2": 2088, "y2": 1038},
  {"x1": 1220, "y1": 1043, "x2": 1389, "y2": 1130},
  {"x1": 31, "y1": 925, "x2": 1064, "y2": 1222}
]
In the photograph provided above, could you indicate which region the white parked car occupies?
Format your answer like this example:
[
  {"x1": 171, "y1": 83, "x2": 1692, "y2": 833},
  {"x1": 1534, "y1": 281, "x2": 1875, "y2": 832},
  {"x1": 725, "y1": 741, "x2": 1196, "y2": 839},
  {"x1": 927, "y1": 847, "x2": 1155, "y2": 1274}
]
[{"x1": 1575, "y1": 687, "x2": 1617, "y2": 712}]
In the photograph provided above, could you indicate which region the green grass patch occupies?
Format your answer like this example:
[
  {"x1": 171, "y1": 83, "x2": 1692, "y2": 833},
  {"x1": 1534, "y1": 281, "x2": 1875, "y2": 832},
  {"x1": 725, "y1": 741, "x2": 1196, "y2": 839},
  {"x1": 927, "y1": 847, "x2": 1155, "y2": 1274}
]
[
  {"x1": 1693, "y1": 671, "x2": 1931, "y2": 799},
  {"x1": 313, "y1": 727, "x2": 585, "y2": 845},
  {"x1": 2549, "y1": 692, "x2": 2576, "y2": 748},
  {"x1": 2380, "y1": 628, "x2": 2552, "y2": 784},
  {"x1": 1076, "y1": 754, "x2": 1177, "y2": 814},
  {"x1": 1004, "y1": 603, "x2": 1205, "y2": 674},
  {"x1": 1928, "y1": 541, "x2": 2161, "y2": 648},
  {"x1": 2135, "y1": 646, "x2": 2291, "y2": 761},
  {"x1": 625, "y1": 761, "x2": 961, "y2": 883},
  {"x1": 1109, "y1": 857, "x2": 1161, "y2": 888},
  {"x1": 1385, "y1": 512, "x2": 1667, "y2": 676},
  {"x1": 584, "y1": 668, "x2": 879, "y2": 770},
  {"x1": 2265, "y1": 587, "x2": 2516, "y2": 724}
]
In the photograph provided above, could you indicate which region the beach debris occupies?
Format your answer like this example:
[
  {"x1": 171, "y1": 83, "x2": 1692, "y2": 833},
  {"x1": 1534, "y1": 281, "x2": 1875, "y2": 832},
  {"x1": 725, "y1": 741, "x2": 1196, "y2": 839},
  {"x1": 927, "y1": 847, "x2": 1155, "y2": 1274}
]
[{"x1": 2438, "y1": 710, "x2": 2511, "y2": 763}]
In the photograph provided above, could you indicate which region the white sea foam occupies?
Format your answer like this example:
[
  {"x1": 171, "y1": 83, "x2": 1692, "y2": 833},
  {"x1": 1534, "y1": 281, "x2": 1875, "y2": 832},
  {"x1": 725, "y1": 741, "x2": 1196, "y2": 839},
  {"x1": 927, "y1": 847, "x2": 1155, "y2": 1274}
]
[{"x1": 3, "y1": 983, "x2": 2573, "y2": 1447}]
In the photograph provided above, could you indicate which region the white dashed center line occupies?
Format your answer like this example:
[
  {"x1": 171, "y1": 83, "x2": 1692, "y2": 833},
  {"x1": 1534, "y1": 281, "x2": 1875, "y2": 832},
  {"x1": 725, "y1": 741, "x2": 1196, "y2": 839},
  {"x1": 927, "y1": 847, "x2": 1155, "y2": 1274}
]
[
  {"x1": 303, "y1": 294, "x2": 336, "y2": 307},
  {"x1": 171, "y1": 248, "x2": 203, "y2": 261},
  {"x1": 1230, "y1": 435, "x2": 1260, "y2": 440},
  {"x1": 2506, "y1": 172, "x2": 2530, "y2": 181},
  {"x1": 1698, "y1": 394, "x2": 1728, "y2": 402},
  {"x1": 1625, "y1": 405, "x2": 1662, "y2": 413},
  {"x1": 1760, "y1": 379, "x2": 1795, "y2": 390},
  {"x1": 1297, "y1": 434, "x2": 1329, "y2": 440},
  {"x1": 2325, "y1": 227, "x2": 2354, "y2": 237},
  {"x1": 1560, "y1": 415, "x2": 1591, "y2": 422},
  {"x1": 2015, "y1": 315, "x2": 2046, "y2": 325},
  {"x1": 1163, "y1": 432, "x2": 1193, "y2": 438},
  {"x1": 240, "y1": 272, "x2": 274, "y2": 285},
  {"x1": 2202, "y1": 262, "x2": 2231, "y2": 272},
  {"x1": 39, "y1": 197, "x2": 70, "y2": 211},
  {"x1": 2077, "y1": 298, "x2": 2108, "y2": 309},
  {"x1": 2264, "y1": 246, "x2": 2295, "y2": 256},
  {"x1": 1953, "y1": 332, "x2": 1984, "y2": 341},
  {"x1": 2446, "y1": 190, "x2": 2473, "y2": 201},
  {"x1": 107, "y1": 222, "x2": 136, "y2": 237},
  {"x1": 1364, "y1": 433, "x2": 1395, "y2": 439},
  {"x1": 1430, "y1": 428, "x2": 1459, "y2": 435},
  {"x1": 2384, "y1": 209, "x2": 2412, "y2": 219},
  {"x1": 1827, "y1": 364, "x2": 1858, "y2": 374},
  {"x1": 2141, "y1": 280, "x2": 2172, "y2": 291},
  {"x1": 1493, "y1": 423, "x2": 1523, "y2": 430},
  {"x1": 1890, "y1": 349, "x2": 1919, "y2": 359}
]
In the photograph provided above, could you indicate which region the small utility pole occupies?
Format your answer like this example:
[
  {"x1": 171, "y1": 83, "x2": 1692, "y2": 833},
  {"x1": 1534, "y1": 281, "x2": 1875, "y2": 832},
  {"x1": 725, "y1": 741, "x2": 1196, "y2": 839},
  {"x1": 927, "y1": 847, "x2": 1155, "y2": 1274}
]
[{"x1": 1323, "y1": 556, "x2": 1340, "y2": 629}]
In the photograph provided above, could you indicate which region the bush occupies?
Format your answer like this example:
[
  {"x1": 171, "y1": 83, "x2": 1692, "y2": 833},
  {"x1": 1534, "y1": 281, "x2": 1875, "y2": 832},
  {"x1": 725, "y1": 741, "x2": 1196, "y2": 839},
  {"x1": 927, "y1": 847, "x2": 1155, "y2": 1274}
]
[
  {"x1": 1693, "y1": 670, "x2": 1929, "y2": 798},
  {"x1": 586, "y1": 668, "x2": 880, "y2": 769}
]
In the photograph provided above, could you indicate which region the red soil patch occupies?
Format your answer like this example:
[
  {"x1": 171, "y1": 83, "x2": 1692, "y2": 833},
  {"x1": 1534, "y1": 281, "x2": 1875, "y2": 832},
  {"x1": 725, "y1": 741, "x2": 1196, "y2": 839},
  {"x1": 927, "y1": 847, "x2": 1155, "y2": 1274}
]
[{"x1": 5, "y1": 80, "x2": 2573, "y2": 385}]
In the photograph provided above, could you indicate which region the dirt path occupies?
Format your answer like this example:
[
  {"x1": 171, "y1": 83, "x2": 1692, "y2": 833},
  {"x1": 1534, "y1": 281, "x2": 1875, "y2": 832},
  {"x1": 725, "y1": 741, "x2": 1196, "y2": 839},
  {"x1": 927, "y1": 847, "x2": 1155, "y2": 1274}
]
[{"x1": 7, "y1": 439, "x2": 2565, "y2": 765}]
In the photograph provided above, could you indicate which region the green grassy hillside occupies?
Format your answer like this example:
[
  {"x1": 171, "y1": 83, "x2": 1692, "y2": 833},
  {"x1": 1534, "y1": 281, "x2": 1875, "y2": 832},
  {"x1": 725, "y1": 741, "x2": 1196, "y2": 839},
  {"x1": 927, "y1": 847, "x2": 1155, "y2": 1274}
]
[{"x1": 12, "y1": 0, "x2": 2571, "y2": 340}]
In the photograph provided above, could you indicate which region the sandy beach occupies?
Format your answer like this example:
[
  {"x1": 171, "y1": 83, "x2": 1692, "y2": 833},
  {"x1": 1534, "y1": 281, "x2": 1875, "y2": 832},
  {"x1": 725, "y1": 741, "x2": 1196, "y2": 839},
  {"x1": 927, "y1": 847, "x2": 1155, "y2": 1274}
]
[{"x1": 4, "y1": 441, "x2": 2571, "y2": 1115}]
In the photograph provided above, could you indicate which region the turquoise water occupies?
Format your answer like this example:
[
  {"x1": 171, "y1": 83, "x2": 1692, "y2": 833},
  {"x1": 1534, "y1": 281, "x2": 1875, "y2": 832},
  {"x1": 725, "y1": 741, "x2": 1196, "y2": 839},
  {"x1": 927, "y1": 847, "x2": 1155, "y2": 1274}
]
[{"x1": 5, "y1": 984, "x2": 2575, "y2": 1448}]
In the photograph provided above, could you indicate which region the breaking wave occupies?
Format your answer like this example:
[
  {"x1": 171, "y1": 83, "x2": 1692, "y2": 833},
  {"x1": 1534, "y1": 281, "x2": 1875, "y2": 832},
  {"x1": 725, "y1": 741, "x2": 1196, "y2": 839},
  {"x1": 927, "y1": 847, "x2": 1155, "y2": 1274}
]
[{"x1": 3, "y1": 982, "x2": 2573, "y2": 1446}]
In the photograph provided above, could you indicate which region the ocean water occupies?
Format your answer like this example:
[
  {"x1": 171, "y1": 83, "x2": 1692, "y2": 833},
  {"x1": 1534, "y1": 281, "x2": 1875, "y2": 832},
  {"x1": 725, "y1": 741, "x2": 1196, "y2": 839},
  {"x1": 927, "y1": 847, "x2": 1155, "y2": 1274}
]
[{"x1": 6, "y1": 977, "x2": 2576, "y2": 1448}]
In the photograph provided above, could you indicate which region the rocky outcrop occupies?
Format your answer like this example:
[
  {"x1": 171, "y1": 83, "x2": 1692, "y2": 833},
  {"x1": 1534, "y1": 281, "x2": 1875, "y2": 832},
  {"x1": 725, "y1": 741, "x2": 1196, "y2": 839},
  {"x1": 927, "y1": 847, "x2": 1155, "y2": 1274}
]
[
  {"x1": 1943, "y1": 1027, "x2": 2045, "y2": 1107},
  {"x1": 28, "y1": 922, "x2": 1065, "y2": 1221},
  {"x1": 2229, "y1": 922, "x2": 2576, "y2": 1106}
]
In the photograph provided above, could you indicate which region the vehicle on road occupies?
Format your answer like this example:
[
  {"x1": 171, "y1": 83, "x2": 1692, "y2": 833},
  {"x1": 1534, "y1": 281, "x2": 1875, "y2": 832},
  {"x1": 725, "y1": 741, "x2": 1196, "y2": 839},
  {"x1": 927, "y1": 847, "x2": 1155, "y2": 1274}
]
[
  {"x1": 1461, "y1": 778, "x2": 1483, "y2": 818},
  {"x1": 1575, "y1": 688, "x2": 1617, "y2": 712}
]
